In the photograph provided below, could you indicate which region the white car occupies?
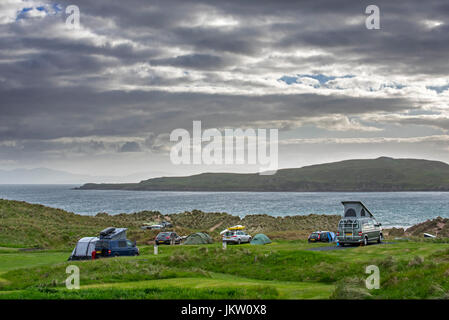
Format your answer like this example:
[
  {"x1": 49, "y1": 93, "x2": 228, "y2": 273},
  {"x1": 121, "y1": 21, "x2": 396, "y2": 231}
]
[{"x1": 222, "y1": 230, "x2": 252, "y2": 244}]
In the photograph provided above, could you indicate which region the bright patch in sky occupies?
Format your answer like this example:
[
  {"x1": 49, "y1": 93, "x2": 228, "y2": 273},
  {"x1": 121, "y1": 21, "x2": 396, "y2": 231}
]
[{"x1": 279, "y1": 74, "x2": 354, "y2": 86}]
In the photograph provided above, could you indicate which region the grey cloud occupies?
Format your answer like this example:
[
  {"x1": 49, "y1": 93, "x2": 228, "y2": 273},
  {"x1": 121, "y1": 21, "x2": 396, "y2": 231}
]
[
  {"x1": 0, "y1": 86, "x2": 414, "y2": 141},
  {"x1": 150, "y1": 54, "x2": 233, "y2": 70},
  {"x1": 1, "y1": 0, "x2": 448, "y2": 171},
  {"x1": 119, "y1": 141, "x2": 141, "y2": 152}
]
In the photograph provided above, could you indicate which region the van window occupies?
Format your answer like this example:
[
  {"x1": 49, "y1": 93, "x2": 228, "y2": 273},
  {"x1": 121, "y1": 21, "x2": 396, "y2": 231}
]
[
  {"x1": 361, "y1": 209, "x2": 366, "y2": 217},
  {"x1": 344, "y1": 209, "x2": 356, "y2": 217},
  {"x1": 118, "y1": 240, "x2": 127, "y2": 248},
  {"x1": 126, "y1": 240, "x2": 133, "y2": 247},
  {"x1": 96, "y1": 240, "x2": 109, "y2": 249}
]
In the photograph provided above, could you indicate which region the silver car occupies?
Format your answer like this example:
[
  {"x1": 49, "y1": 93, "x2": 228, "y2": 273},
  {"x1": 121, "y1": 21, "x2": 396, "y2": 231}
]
[{"x1": 222, "y1": 230, "x2": 252, "y2": 244}]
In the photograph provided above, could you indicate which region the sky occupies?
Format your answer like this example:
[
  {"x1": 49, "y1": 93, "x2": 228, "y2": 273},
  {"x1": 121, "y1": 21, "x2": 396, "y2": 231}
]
[{"x1": 1, "y1": 0, "x2": 449, "y2": 180}]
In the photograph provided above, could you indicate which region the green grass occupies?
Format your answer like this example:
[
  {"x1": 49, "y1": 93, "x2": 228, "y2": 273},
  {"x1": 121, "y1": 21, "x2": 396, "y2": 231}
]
[
  {"x1": 1, "y1": 240, "x2": 449, "y2": 299},
  {"x1": 3, "y1": 199, "x2": 449, "y2": 299},
  {"x1": 0, "y1": 251, "x2": 70, "y2": 273},
  {"x1": 0, "y1": 199, "x2": 340, "y2": 249}
]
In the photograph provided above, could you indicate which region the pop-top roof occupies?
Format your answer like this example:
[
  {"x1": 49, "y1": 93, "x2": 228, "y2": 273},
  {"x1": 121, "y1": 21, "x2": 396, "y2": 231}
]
[
  {"x1": 99, "y1": 227, "x2": 128, "y2": 239},
  {"x1": 341, "y1": 201, "x2": 374, "y2": 217}
]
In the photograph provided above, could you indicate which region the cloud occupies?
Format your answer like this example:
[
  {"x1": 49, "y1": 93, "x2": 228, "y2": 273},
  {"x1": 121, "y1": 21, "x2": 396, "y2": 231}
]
[
  {"x1": 1, "y1": 0, "x2": 449, "y2": 174},
  {"x1": 118, "y1": 141, "x2": 142, "y2": 152},
  {"x1": 281, "y1": 135, "x2": 449, "y2": 145}
]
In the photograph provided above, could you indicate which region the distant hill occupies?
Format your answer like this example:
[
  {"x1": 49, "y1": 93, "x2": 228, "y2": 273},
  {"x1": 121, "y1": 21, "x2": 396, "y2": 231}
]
[
  {"x1": 76, "y1": 157, "x2": 449, "y2": 192},
  {"x1": 0, "y1": 167, "x2": 167, "y2": 184}
]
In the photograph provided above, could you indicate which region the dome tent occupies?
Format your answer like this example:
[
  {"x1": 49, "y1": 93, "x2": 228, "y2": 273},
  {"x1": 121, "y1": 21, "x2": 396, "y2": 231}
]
[
  {"x1": 183, "y1": 232, "x2": 213, "y2": 245},
  {"x1": 68, "y1": 237, "x2": 99, "y2": 260},
  {"x1": 250, "y1": 234, "x2": 272, "y2": 245}
]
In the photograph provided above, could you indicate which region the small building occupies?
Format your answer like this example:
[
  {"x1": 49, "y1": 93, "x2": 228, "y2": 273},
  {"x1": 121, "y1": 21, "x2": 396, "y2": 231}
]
[{"x1": 341, "y1": 201, "x2": 374, "y2": 219}]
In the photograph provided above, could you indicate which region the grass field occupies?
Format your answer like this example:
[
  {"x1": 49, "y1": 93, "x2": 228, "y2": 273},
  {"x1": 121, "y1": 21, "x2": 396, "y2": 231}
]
[
  {"x1": 1, "y1": 240, "x2": 449, "y2": 299},
  {"x1": 2, "y1": 199, "x2": 449, "y2": 299}
]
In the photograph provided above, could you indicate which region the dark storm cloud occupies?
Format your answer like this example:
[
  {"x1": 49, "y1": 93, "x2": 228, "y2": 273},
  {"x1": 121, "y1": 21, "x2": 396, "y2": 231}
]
[
  {"x1": 0, "y1": 86, "x2": 414, "y2": 141},
  {"x1": 0, "y1": 0, "x2": 447, "y2": 160},
  {"x1": 150, "y1": 53, "x2": 233, "y2": 70}
]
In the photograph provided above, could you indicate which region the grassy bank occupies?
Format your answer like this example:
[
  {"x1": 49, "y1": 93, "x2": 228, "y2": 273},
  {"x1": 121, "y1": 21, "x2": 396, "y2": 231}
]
[
  {"x1": 2, "y1": 199, "x2": 449, "y2": 299},
  {"x1": 0, "y1": 199, "x2": 340, "y2": 249},
  {"x1": 1, "y1": 240, "x2": 449, "y2": 299}
]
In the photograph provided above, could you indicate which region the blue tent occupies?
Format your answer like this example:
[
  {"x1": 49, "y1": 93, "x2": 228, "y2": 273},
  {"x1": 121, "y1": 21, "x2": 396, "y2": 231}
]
[{"x1": 327, "y1": 231, "x2": 336, "y2": 242}]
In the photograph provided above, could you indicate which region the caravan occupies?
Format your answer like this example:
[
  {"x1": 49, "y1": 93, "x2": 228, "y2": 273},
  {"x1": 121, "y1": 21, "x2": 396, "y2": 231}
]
[
  {"x1": 336, "y1": 201, "x2": 383, "y2": 246},
  {"x1": 94, "y1": 227, "x2": 139, "y2": 258}
]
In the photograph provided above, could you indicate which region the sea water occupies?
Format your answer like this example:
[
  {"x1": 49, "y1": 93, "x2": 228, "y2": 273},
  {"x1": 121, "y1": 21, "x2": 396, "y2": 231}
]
[{"x1": 0, "y1": 184, "x2": 448, "y2": 228}]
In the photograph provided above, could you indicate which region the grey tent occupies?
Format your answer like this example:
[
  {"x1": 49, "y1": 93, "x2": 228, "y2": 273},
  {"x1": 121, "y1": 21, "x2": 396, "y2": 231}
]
[
  {"x1": 68, "y1": 237, "x2": 99, "y2": 260},
  {"x1": 250, "y1": 234, "x2": 272, "y2": 245},
  {"x1": 183, "y1": 232, "x2": 213, "y2": 245}
]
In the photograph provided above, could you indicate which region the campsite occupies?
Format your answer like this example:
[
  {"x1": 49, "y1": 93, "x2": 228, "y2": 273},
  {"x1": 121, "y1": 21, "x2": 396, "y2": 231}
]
[{"x1": 2, "y1": 199, "x2": 449, "y2": 299}]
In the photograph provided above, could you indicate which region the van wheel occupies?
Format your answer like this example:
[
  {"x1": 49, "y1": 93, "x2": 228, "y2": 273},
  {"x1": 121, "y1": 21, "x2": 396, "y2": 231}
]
[
  {"x1": 363, "y1": 237, "x2": 368, "y2": 246},
  {"x1": 114, "y1": 253, "x2": 119, "y2": 257}
]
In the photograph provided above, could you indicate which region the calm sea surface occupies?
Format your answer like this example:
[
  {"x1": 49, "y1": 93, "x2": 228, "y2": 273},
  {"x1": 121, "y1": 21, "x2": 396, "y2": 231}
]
[{"x1": 1, "y1": 184, "x2": 448, "y2": 228}]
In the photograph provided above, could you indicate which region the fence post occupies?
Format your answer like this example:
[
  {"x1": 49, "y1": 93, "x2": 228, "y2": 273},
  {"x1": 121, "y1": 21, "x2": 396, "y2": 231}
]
[
  {"x1": 222, "y1": 240, "x2": 227, "y2": 250},
  {"x1": 154, "y1": 243, "x2": 158, "y2": 255}
]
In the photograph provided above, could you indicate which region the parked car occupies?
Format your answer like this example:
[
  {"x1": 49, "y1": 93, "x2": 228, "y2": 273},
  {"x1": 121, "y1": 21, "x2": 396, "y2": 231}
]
[
  {"x1": 94, "y1": 227, "x2": 139, "y2": 258},
  {"x1": 155, "y1": 232, "x2": 182, "y2": 245},
  {"x1": 222, "y1": 230, "x2": 252, "y2": 244},
  {"x1": 94, "y1": 239, "x2": 139, "y2": 257},
  {"x1": 161, "y1": 221, "x2": 173, "y2": 228},
  {"x1": 336, "y1": 201, "x2": 383, "y2": 246},
  {"x1": 141, "y1": 220, "x2": 173, "y2": 230},
  {"x1": 308, "y1": 231, "x2": 335, "y2": 243}
]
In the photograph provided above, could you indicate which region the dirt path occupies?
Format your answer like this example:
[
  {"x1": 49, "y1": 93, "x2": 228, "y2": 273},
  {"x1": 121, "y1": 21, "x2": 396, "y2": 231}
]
[{"x1": 209, "y1": 221, "x2": 224, "y2": 232}]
